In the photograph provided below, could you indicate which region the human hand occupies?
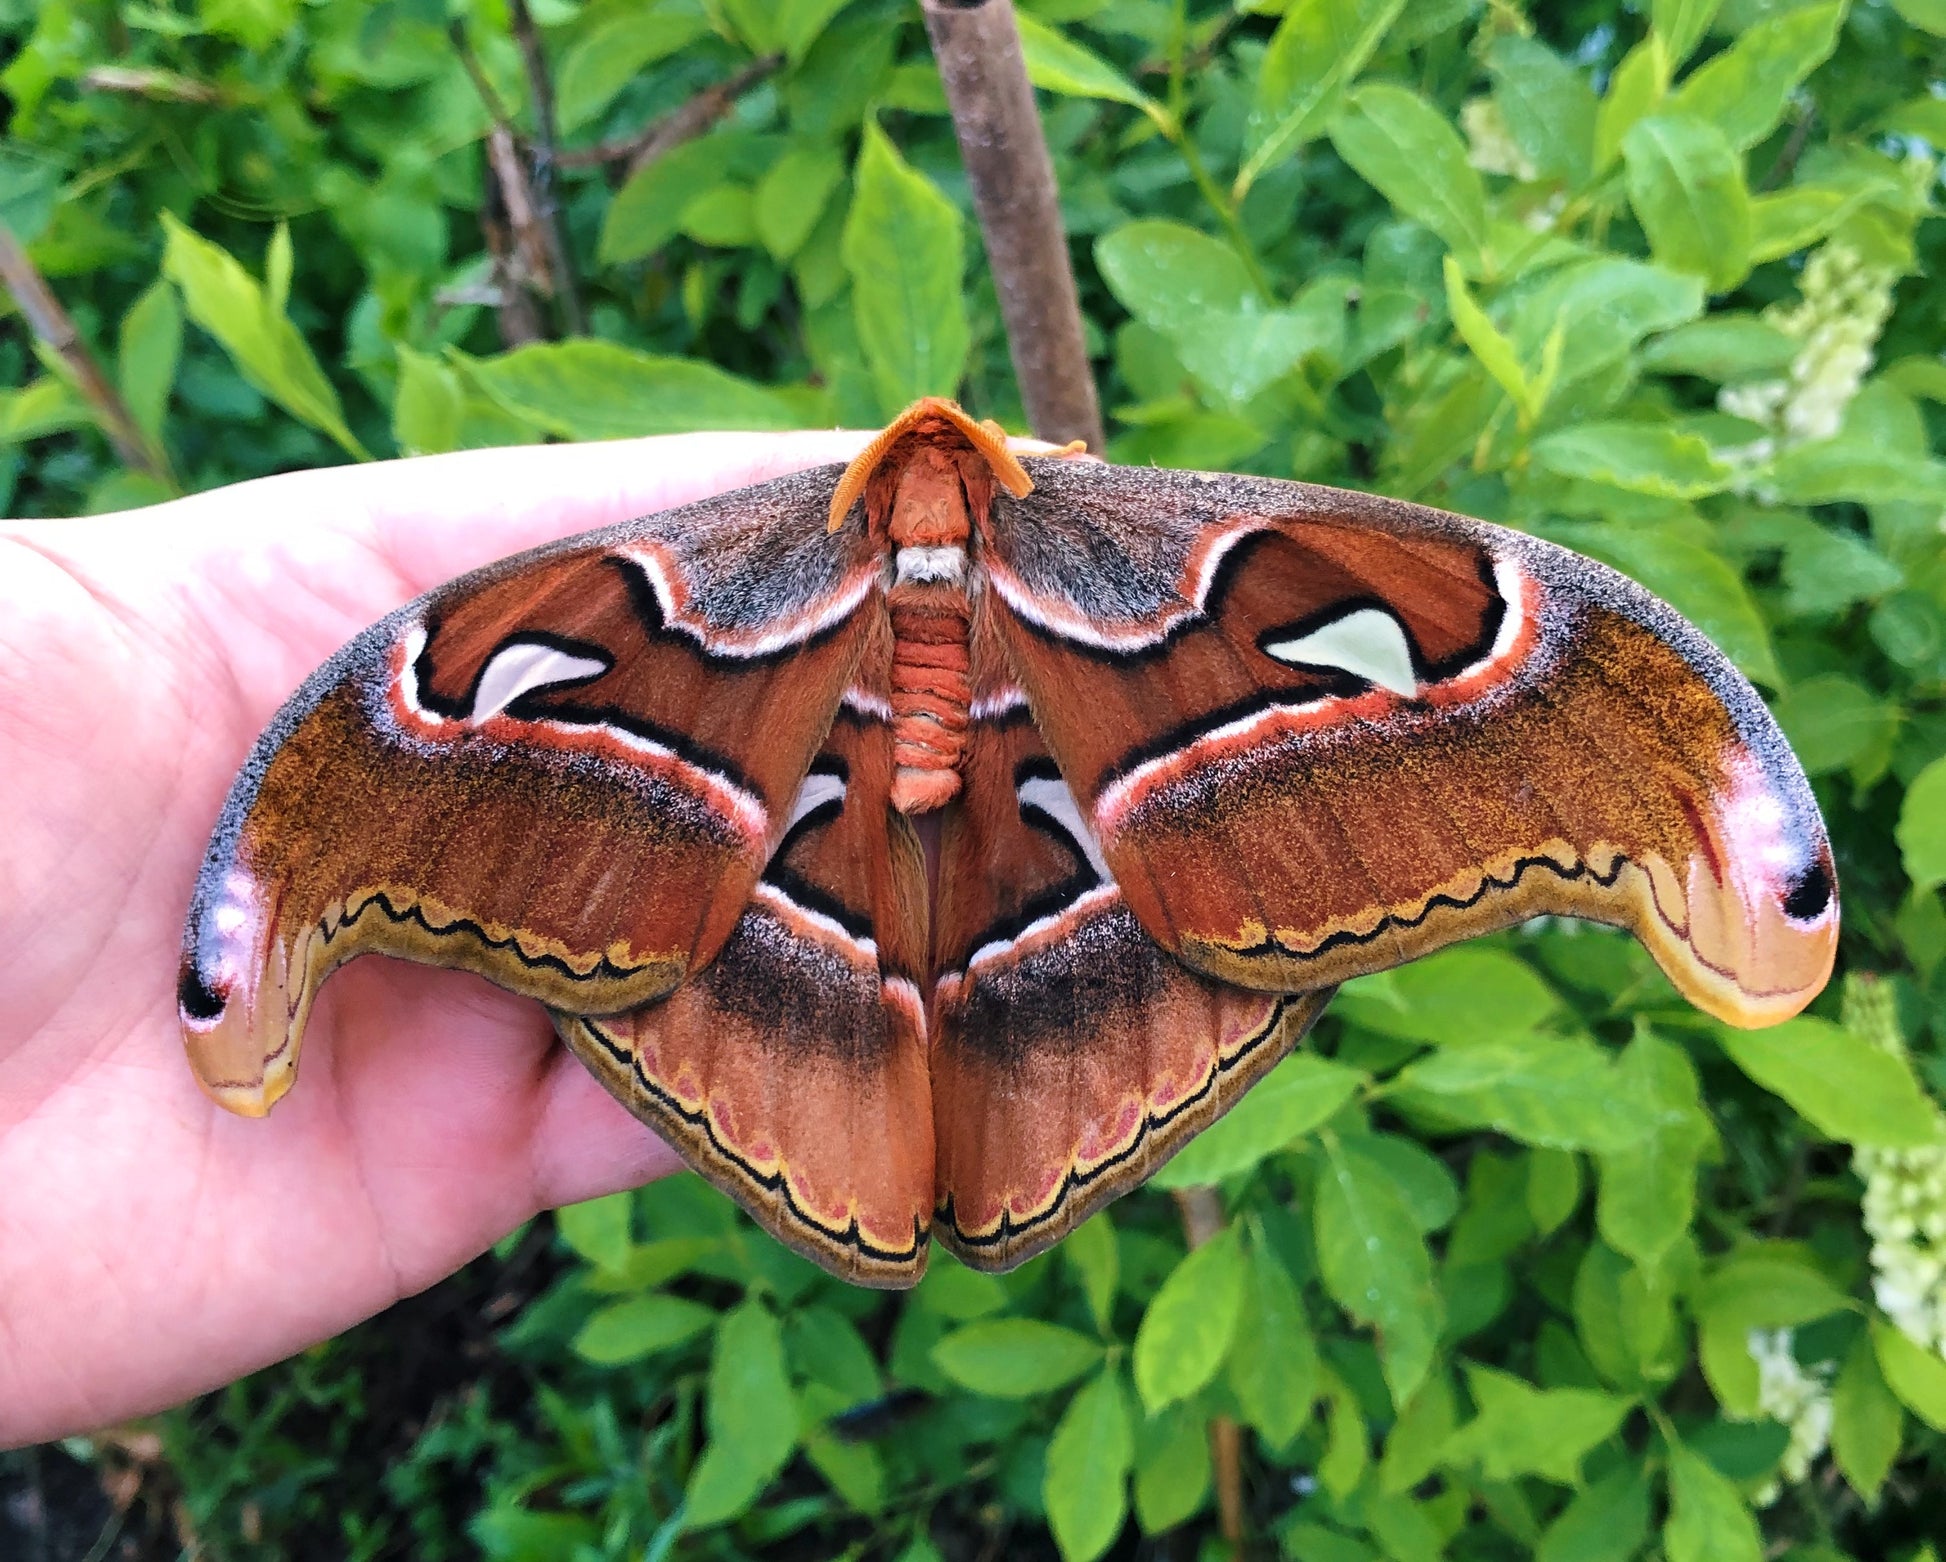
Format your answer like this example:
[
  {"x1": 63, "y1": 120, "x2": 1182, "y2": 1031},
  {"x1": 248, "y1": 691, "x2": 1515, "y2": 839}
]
[{"x1": 0, "y1": 430, "x2": 879, "y2": 1448}]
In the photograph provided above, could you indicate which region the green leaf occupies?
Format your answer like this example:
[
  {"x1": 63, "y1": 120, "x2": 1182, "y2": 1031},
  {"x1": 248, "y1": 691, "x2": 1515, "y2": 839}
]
[
  {"x1": 1043, "y1": 1369, "x2": 1134, "y2": 1562},
  {"x1": 1594, "y1": 36, "x2": 1671, "y2": 173},
  {"x1": 1900, "y1": 756, "x2": 1946, "y2": 890},
  {"x1": 1698, "y1": 1249, "x2": 1851, "y2": 1334},
  {"x1": 1132, "y1": 1225, "x2": 1246, "y2": 1412},
  {"x1": 1335, "y1": 946, "x2": 1558, "y2": 1045},
  {"x1": 1750, "y1": 179, "x2": 1890, "y2": 265},
  {"x1": 1015, "y1": 13, "x2": 1160, "y2": 118},
  {"x1": 1342, "y1": 1134, "x2": 1461, "y2": 1233},
  {"x1": 1831, "y1": 1328, "x2": 1902, "y2": 1500},
  {"x1": 393, "y1": 346, "x2": 461, "y2": 457},
  {"x1": 1510, "y1": 257, "x2": 1703, "y2": 388},
  {"x1": 1239, "y1": 0, "x2": 1406, "y2": 193},
  {"x1": 598, "y1": 130, "x2": 776, "y2": 264},
  {"x1": 1487, "y1": 36, "x2": 1597, "y2": 186},
  {"x1": 116, "y1": 279, "x2": 180, "y2": 444},
  {"x1": 1621, "y1": 114, "x2": 1751, "y2": 292},
  {"x1": 556, "y1": 1191, "x2": 633, "y2": 1271},
  {"x1": 1772, "y1": 674, "x2": 1899, "y2": 776},
  {"x1": 572, "y1": 1294, "x2": 716, "y2": 1365},
  {"x1": 1767, "y1": 440, "x2": 1946, "y2": 507},
  {"x1": 1444, "y1": 256, "x2": 1544, "y2": 423},
  {"x1": 1872, "y1": 1317, "x2": 1946, "y2": 1431},
  {"x1": 1316, "y1": 1375, "x2": 1370, "y2": 1498},
  {"x1": 776, "y1": 0, "x2": 854, "y2": 62},
  {"x1": 0, "y1": 377, "x2": 89, "y2": 443},
  {"x1": 1439, "y1": 1364, "x2": 1631, "y2": 1484},
  {"x1": 1377, "y1": 1372, "x2": 1456, "y2": 1494},
  {"x1": 1663, "y1": 1441, "x2": 1762, "y2": 1562},
  {"x1": 555, "y1": 4, "x2": 713, "y2": 134},
  {"x1": 1315, "y1": 1135, "x2": 1442, "y2": 1406},
  {"x1": 1667, "y1": 1, "x2": 1843, "y2": 150},
  {"x1": 1652, "y1": 0, "x2": 1723, "y2": 64},
  {"x1": 842, "y1": 120, "x2": 968, "y2": 416},
  {"x1": 1395, "y1": 1034, "x2": 1655, "y2": 1152},
  {"x1": 756, "y1": 144, "x2": 846, "y2": 260},
  {"x1": 1095, "y1": 220, "x2": 1332, "y2": 405},
  {"x1": 1063, "y1": 1214, "x2": 1119, "y2": 1334},
  {"x1": 1533, "y1": 423, "x2": 1734, "y2": 498},
  {"x1": 1227, "y1": 1233, "x2": 1319, "y2": 1444},
  {"x1": 1152, "y1": 1054, "x2": 1364, "y2": 1186},
  {"x1": 685, "y1": 1301, "x2": 798, "y2": 1527},
  {"x1": 1329, "y1": 85, "x2": 1488, "y2": 270},
  {"x1": 1717, "y1": 1017, "x2": 1942, "y2": 1147},
  {"x1": 1132, "y1": 1403, "x2": 1211, "y2": 1533},
  {"x1": 464, "y1": 341, "x2": 801, "y2": 439},
  {"x1": 681, "y1": 185, "x2": 756, "y2": 248},
  {"x1": 1639, "y1": 315, "x2": 1797, "y2": 380},
  {"x1": 933, "y1": 1318, "x2": 1105, "y2": 1398},
  {"x1": 1596, "y1": 1030, "x2": 1711, "y2": 1265},
  {"x1": 159, "y1": 214, "x2": 368, "y2": 460},
  {"x1": 1538, "y1": 1461, "x2": 1652, "y2": 1562}
]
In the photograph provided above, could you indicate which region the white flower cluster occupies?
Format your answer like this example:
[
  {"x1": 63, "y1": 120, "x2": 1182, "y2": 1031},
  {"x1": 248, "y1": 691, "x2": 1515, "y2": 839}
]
[
  {"x1": 1716, "y1": 243, "x2": 1896, "y2": 466},
  {"x1": 1745, "y1": 1327, "x2": 1835, "y2": 1507},
  {"x1": 1847, "y1": 975, "x2": 1946, "y2": 1354},
  {"x1": 1460, "y1": 97, "x2": 1535, "y2": 181}
]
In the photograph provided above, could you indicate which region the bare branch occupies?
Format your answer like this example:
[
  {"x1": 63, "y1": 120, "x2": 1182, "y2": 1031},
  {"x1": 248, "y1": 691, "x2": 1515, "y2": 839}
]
[
  {"x1": 922, "y1": 0, "x2": 1104, "y2": 452},
  {"x1": 506, "y1": 0, "x2": 585, "y2": 335},
  {"x1": 1172, "y1": 1186, "x2": 1245, "y2": 1557},
  {"x1": 80, "y1": 66, "x2": 225, "y2": 105},
  {"x1": 0, "y1": 221, "x2": 172, "y2": 485},
  {"x1": 478, "y1": 137, "x2": 548, "y2": 348},
  {"x1": 555, "y1": 55, "x2": 785, "y2": 173}
]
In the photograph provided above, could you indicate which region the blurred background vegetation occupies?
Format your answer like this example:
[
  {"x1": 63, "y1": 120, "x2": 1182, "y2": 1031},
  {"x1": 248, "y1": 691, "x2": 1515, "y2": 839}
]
[{"x1": 7, "y1": 0, "x2": 1946, "y2": 1558}]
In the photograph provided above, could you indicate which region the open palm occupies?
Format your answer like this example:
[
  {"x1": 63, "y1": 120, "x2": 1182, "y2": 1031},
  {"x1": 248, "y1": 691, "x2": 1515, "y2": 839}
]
[{"x1": 0, "y1": 431, "x2": 872, "y2": 1448}]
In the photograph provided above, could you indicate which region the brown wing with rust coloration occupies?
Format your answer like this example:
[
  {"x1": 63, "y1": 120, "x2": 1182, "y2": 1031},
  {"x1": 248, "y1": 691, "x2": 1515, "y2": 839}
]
[
  {"x1": 982, "y1": 459, "x2": 1837, "y2": 1028},
  {"x1": 179, "y1": 464, "x2": 876, "y2": 1116},
  {"x1": 556, "y1": 709, "x2": 934, "y2": 1287},
  {"x1": 927, "y1": 616, "x2": 1329, "y2": 1273}
]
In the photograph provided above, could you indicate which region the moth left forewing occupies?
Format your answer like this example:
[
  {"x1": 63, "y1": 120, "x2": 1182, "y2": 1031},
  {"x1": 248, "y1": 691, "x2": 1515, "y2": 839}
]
[
  {"x1": 179, "y1": 464, "x2": 878, "y2": 1115},
  {"x1": 929, "y1": 619, "x2": 1329, "y2": 1273},
  {"x1": 985, "y1": 459, "x2": 1837, "y2": 1028}
]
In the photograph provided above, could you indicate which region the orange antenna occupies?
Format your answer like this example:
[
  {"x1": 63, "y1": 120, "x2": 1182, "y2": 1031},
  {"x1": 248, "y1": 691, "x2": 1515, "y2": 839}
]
[{"x1": 827, "y1": 397, "x2": 1034, "y2": 532}]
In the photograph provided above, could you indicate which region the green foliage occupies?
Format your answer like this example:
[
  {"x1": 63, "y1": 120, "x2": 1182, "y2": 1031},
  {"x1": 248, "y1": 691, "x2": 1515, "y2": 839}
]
[{"x1": 11, "y1": 1, "x2": 1946, "y2": 1557}]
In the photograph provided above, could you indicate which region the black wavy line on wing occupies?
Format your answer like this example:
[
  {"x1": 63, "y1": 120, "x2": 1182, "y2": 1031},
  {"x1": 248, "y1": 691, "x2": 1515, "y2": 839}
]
[
  {"x1": 1215, "y1": 850, "x2": 1631, "y2": 964},
  {"x1": 326, "y1": 888, "x2": 663, "y2": 985},
  {"x1": 937, "y1": 994, "x2": 1322, "y2": 1253},
  {"x1": 572, "y1": 1016, "x2": 928, "y2": 1268}
]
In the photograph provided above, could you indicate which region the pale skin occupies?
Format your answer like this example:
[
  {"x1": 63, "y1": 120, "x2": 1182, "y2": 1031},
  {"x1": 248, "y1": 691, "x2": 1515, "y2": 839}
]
[{"x1": 0, "y1": 429, "x2": 926, "y2": 1450}]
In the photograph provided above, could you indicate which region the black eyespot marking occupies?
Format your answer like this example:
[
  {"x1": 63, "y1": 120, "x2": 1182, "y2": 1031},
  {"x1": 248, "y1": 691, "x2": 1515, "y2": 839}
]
[
  {"x1": 178, "y1": 962, "x2": 227, "y2": 1021},
  {"x1": 1783, "y1": 860, "x2": 1834, "y2": 922}
]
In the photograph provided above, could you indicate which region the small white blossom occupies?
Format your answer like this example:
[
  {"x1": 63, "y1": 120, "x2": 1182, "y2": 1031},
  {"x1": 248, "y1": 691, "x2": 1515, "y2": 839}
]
[
  {"x1": 1847, "y1": 975, "x2": 1946, "y2": 1355},
  {"x1": 1461, "y1": 97, "x2": 1535, "y2": 181},
  {"x1": 1713, "y1": 243, "x2": 1896, "y2": 468},
  {"x1": 1745, "y1": 1328, "x2": 1835, "y2": 1507}
]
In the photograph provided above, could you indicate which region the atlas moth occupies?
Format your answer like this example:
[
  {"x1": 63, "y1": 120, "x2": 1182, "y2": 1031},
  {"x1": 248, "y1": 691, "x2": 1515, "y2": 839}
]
[{"x1": 179, "y1": 397, "x2": 1838, "y2": 1287}]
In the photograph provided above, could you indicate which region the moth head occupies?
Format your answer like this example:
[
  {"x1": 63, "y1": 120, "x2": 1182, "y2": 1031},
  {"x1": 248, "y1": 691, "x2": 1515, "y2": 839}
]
[{"x1": 828, "y1": 397, "x2": 1032, "y2": 534}]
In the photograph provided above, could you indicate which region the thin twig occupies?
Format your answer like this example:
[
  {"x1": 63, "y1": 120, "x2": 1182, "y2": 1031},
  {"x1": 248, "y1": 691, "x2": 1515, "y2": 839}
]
[
  {"x1": 506, "y1": 0, "x2": 585, "y2": 335},
  {"x1": 486, "y1": 124, "x2": 556, "y2": 298},
  {"x1": 555, "y1": 55, "x2": 785, "y2": 174},
  {"x1": 1172, "y1": 1186, "x2": 1245, "y2": 1556},
  {"x1": 478, "y1": 140, "x2": 547, "y2": 347},
  {"x1": 81, "y1": 66, "x2": 225, "y2": 104},
  {"x1": 0, "y1": 221, "x2": 172, "y2": 484},
  {"x1": 922, "y1": 0, "x2": 1105, "y2": 451},
  {"x1": 1759, "y1": 102, "x2": 1817, "y2": 192}
]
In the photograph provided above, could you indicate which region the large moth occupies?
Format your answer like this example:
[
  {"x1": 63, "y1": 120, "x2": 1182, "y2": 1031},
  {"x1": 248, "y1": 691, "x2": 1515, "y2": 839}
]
[{"x1": 179, "y1": 398, "x2": 1838, "y2": 1287}]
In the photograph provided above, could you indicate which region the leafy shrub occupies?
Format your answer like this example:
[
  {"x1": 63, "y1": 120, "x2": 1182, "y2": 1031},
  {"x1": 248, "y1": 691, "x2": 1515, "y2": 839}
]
[{"x1": 11, "y1": 1, "x2": 1946, "y2": 1558}]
